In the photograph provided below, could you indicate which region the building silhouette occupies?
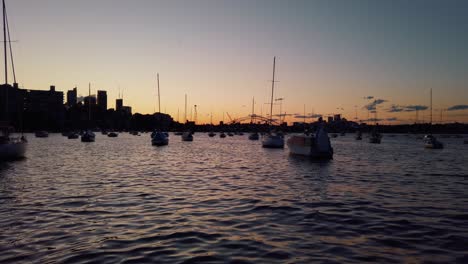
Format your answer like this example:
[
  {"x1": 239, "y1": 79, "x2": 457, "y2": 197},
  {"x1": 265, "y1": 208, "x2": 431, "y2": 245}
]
[
  {"x1": 67, "y1": 87, "x2": 77, "y2": 106},
  {"x1": 116, "y1": 99, "x2": 123, "y2": 111},
  {"x1": 97, "y1": 90, "x2": 107, "y2": 110}
]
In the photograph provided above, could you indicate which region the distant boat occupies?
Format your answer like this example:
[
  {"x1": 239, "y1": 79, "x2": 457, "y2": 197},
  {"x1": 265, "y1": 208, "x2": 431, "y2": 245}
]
[
  {"x1": 182, "y1": 131, "x2": 193, "y2": 141},
  {"x1": 35, "y1": 131, "x2": 49, "y2": 138},
  {"x1": 287, "y1": 124, "x2": 333, "y2": 159},
  {"x1": 81, "y1": 83, "x2": 95, "y2": 142},
  {"x1": 208, "y1": 131, "x2": 216, "y2": 137},
  {"x1": 101, "y1": 130, "x2": 108, "y2": 135},
  {"x1": 330, "y1": 133, "x2": 338, "y2": 138},
  {"x1": 0, "y1": 0, "x2": 27, "y2": 160},
  {"x1": 369, "y1": 128, "x2": 382, "y2": 144},
  {"x1": 0, "y1": 124, "x2": 26, "y2": 160},
  {"x1": 262, "y1": 56, "x2": 284, "y2": 149},
  {"x1": 81, "y1": 130, "x2": 95, "y2": 142},
  {"x1": 369, "y1": 99, "x2": 382, "y2": 144},
  {"x1": 424, "y1": 89, "x2": 443, "y2": 149},
  {"x1": 424, "y1": 134, "x2": 443, "y2": 149},
  {"x1": 248, "y1": 132, "x2": 259, "y2": 140},
  {"x1": 262, "y1": 132, "x2": 284, "y2": 148},
  {"x1": 151, "y1": 131, "x2": 169, "y2": 146},
  {"x1": 67, "y1": 132, "x2": 79, "y2": 139},
  {"x1": 355, "y1": 130, "x2": 362, "y2": 140},
  {"x1": 220, "y1": 132, "x2": 226, "y2": 138},
  {"x1": 227, "y1": 132, "x2": 234, "y2": 137},
  {"x1": 107, "y1": 132, "x2": 118, "y2": 138},
  {"x1": 150, "y1": 74, "x2": 169, "y2": 146},
  {"x1": 238, "y1": 132, "x2": 244, "y2": 136}
]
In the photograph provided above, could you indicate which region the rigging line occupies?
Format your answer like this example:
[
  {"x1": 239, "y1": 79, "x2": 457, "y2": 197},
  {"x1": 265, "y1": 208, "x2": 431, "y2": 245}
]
[{"x1": 5, "y1": 3, "x2": 15, "y2": 83}]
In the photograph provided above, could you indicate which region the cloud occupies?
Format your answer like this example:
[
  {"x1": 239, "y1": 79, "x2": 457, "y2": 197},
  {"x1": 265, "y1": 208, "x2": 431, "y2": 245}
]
[
  {"x1": 387, "y1": 105, "x2": 405, "y2": 113},
  {"x1": 387, "y1": 104, "x2": 427, "y2": 113},
  {"x1": 386, "y1": 117, "x2": 398, "y2": 121},
  {"x1": 363, "y1": 96, "x2": 374, "y2": 100},
  {"x1": 363, "y1": 99, "x2": 387, "y2": 111},
  {"x1": 447, "y1": 104, "x2": 468, "y2": 111},
  {"x1": 404, "y1": 105, "x2": 428, "y2": 112},
  {"x1": 294, "y1": 114, "x2": 323, "y2": 119}
]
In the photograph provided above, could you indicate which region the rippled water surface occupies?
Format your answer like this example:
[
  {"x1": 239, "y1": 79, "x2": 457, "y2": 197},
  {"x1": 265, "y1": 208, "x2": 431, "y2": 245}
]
[{"x1": 1, "y1": 133, "x2": 467, "y2": 263}]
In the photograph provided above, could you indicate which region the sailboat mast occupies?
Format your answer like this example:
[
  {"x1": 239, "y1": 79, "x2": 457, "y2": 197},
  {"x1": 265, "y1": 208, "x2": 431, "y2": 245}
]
[
  {"x1": 251, "y1": 97, "x2": 255, "y2": 123},
  {"x1": 88, "y1": 83, "x2": 91, "y2": 122},
  {"x1": 157, "y1": 73, "x2": 161, "y2": 113},
  {"x1": 3, "y1": 0, "x2": 7, "y2": 84},
  {"x1": 269, "y1": 56, "x2": 276, "y2": 125},
  {"x1": 430, "y1": 88, "x2": 433, "y2": 125},
  {"x1": 184, "y1": 94, "x2": 187, "y2": 123}
]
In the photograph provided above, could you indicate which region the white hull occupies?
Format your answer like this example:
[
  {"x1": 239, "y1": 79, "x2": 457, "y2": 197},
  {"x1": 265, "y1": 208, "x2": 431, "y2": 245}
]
[
  {"x1": 262, "y1": 135, "x2": 284, "y2": 148},
  {"x1": 0, "y1": 141, "x2": 26, "y2": 160}
]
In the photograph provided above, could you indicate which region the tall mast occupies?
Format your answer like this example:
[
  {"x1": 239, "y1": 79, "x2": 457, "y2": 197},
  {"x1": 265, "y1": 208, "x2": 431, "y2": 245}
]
[
  {"x1": 157, "y1": 73, "x2": 161, "y2": 113},
  {"x1": 184, "y1": 94, "x2": 187, "y2": 123},
  {"x1": 3, "y1": 0, "x2": 7, "y2": 84},
  {"x1": 88, "y1": 83, "x2": 91, "y2": 122},
  {"x1": 269, "y1": 56, "x2": 276, "y2": 125},
  {"x1": 251, "y1": 97, "x2": 255, "y2": 123},
  {"x1": 430, "y1": 88, "x2": 433, "y2": 125}
]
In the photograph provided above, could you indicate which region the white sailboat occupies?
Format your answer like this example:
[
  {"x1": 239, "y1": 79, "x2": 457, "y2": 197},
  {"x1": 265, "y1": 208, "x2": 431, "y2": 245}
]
[
  {"x1": 287, "y1": 121, "x2": 333, "y2": 159},
  {"x1": 81, "y1": 83, "x2": 95, "y2": 142},
  {"x1": 262, "y1": 56, "x2": 284, "y2": 148},
  {"x1": 151, "y1": 73, "x2": 169, "y2": 146},
  {"x1": 0, "y1": 0, "x2": 26, "y2": 160},
  {"x1": 424, "y1": 89, "x2": 443, "y2": 149}
]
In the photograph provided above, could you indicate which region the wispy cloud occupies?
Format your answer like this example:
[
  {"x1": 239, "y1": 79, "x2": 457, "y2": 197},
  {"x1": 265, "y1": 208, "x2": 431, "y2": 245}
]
[
  {"x1": 386, "y1": 104, "x2": 427, "y2": 112},
  {"x1": 364, "y1": 99, "x2": 387, "y2": 111},
  {"x1": 294, "y1": 114, "x2": 323, "y2": 119},
  {"x1": 404, "y1": 105, "x2": 428, "y2": 112},
  {"x1": 387, "y1": 105, "x2": 405, "y2": 113},
  {"x1": 386, "y1": 117, "x2": 398, "y2": 121},
  {"x1": 447, "y1": 104, "x2": 468, "y2": 111}
]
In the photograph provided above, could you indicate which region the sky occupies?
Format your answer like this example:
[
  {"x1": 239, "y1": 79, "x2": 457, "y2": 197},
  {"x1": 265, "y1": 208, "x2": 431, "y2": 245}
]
[{"x1": 4, "y1": 0, "x2": 468, "y2": 124}]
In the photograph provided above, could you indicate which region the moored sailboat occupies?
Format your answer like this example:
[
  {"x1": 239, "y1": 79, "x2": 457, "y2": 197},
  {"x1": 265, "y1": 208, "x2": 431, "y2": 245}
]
[
  {"x1": 424, "y1": 89, "x2": 443, "y2": 149},
  {"x1": 287, "y1": 121, "x2": 333, "y2": 159},
  {"x1": 0, "y1": 0, "x2": 26, "y2": 160},
  {"x1": 262, "y1": 56, "x2": 284, "y2": 148}
]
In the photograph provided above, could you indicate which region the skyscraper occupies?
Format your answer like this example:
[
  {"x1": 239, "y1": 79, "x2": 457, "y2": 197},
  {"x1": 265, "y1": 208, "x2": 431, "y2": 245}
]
[
  {"x1": 97, "y1": 90, "x2": 107, "y2": 110},
  {"x1": 67, "y1": 87, "x2": 77, "y2": 106},
  {"x1": 116, "y1": 99, "x2": 123, "y2": 111}
]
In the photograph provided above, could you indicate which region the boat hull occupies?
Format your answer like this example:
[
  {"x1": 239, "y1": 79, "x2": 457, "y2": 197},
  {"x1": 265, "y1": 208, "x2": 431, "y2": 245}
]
[
  {"x1": 0, "y1": 142, "x2": 26, "y2": 160},
  {"x1": 262, "y1": 135, "x2": 284, "y2": 148},
  {"x1": 287, "y1": 135, "x2": 333, "y2": 159}
]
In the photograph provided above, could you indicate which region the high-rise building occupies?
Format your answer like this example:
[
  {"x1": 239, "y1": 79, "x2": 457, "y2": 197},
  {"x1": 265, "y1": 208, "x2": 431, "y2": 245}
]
[
  {"x1": 97, "y1": 90, "x2": 107, "y2": 110},
  {"x1": 66, "y1": 87, "x2": 77, "y2": 106},
  {"x1": 84, "y1": 95, "x2": 96, "y2": 106},
  {"x1": 116, "y1": 99, "x2": 123, "y2": 111}
]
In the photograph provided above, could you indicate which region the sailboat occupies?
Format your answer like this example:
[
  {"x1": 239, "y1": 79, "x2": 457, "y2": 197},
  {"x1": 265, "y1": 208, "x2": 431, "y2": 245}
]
[
  {"x1": 81, "y1": 83, "x2": 95, "y2": 142},
  {"x1": 287, "y1": 118, "x2": 333, "y2": 159},
  {"x1": 151, "y1": 73, "x2": 169, "y2": 146},
  {"x1": 0, "y1": 0, "x2": 26, "y2": 160},
  {"x1": 262, "y1": 56, "x2": 284, "y2": 148},
  {"x1": 424, "y1": 89, "x2": 443, "y2": 149},
  {"x1": 369, "y1": 100, "x2": 382, "y2": 144},
  {"x1": 208, "y1": 112, "x2": 216, "y2": 137},
  {"x1": 248, "y1": 97, "x2": 259, "y2": 140},
  {"x1": 181, "y1": 94, "x2": 193, "y2": 141}
]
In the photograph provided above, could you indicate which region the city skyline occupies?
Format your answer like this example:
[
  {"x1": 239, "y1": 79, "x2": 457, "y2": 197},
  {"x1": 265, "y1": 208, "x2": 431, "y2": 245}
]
[{"x1": 5, "y1": 0, "x2": 468, "y2": 124}]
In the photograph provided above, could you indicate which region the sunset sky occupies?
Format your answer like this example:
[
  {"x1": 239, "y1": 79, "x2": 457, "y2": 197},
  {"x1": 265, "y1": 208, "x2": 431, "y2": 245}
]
[{"x1": 5, "y1": 0, "x2": 468, "y2": 124}]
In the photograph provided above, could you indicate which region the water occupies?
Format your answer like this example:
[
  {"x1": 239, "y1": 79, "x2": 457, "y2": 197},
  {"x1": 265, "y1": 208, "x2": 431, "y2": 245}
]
[{"x1": 1, "y1": 133, "x2": 467, "y2": 263}]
